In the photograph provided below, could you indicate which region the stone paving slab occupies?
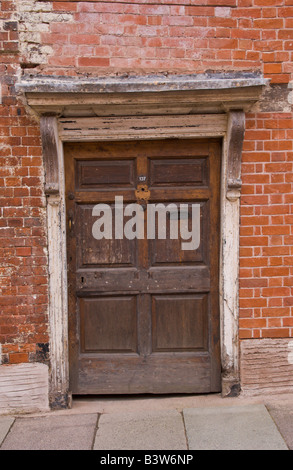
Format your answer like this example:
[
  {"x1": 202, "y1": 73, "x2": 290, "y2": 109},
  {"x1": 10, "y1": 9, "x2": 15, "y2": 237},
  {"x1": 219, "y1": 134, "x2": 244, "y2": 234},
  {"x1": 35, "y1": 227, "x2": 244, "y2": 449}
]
[
  {"x1": 94, "y1": 409, "x2": 187, "y2": 450},
  {"x1": 183, "y1": 404, "x2": 288, "y2": 450},
  {"x1": 0, "y1": 417, "x2": 15, "y2": 448},
  {"x1": 266, "y1": 404, "x2": 293, "y2": 450},
  {"x1": 1, "y1": 413, "x2": 98, "y2": 450}
]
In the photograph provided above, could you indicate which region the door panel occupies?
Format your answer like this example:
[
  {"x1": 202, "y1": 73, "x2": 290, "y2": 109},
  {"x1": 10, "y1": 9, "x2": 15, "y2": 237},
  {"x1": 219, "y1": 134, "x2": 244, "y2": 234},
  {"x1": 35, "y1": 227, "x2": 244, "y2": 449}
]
[
  {"x1": 76, "y1": 159, "x2": 136, "y2": 189},
  {"x1": 76, "y1": 204, "x2": 137, "y2": 268},
  {"x1": 80, "y1": 296, "x2": 138, "y2": 353},
  {"x1": 149, "y1": 158, "x2": 208, "y2": 187},
  {"x1": 151, "y1": 294, "x2": 208, "y2": 352},
  {"x1": 65, "y1": 139, "x2": 221, "y2": 395},
  {"x1": 149, "y1": 201, "x2": 208, "y2": 265}
]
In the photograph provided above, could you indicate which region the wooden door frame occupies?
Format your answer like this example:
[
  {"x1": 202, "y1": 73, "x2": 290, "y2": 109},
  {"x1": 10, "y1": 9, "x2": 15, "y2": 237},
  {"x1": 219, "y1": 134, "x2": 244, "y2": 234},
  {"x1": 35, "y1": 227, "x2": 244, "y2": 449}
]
[{"x1": 19, "y1": 75, "x2": 267, "y2": 408}]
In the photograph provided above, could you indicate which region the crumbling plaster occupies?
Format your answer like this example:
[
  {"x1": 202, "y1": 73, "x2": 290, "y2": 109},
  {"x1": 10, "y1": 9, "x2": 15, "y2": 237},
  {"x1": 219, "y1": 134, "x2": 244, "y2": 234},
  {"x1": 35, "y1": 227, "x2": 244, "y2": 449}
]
[{"x1": 17, "y1": 1, "x2": 74, "y2": 66}]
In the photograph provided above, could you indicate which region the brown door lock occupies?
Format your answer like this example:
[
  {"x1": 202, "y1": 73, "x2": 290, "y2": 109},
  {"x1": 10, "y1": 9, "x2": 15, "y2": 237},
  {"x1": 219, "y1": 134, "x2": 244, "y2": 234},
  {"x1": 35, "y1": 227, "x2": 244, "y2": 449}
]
[
  {"x1": 135, "y1": 184, "x2": 150, "y2": 211},
  {"x1": 135, "y1": 184, "x2": 150, "y2": 201}
]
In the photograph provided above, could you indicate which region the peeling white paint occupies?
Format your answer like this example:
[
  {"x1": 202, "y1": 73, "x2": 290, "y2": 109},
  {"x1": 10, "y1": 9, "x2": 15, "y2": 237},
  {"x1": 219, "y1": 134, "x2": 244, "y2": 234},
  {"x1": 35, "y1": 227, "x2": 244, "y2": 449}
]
[
  {"x1": 286, "y1": 81, "x2": 293, "y2": 110},
  {"x1": 288, "y1": 340, "x2": 293, "y2": 365}
]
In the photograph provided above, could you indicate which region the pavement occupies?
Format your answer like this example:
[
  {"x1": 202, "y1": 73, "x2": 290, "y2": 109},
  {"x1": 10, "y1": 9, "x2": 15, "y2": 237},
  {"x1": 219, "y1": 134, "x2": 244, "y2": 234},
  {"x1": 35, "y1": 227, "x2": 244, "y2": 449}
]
[{"x1": 0, "y1": 393, "x2": 293, "y2": 451}]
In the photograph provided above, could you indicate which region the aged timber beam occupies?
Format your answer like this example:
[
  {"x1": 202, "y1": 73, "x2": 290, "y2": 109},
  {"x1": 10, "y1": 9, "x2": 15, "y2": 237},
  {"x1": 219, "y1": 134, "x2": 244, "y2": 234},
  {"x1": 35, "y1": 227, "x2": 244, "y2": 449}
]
[
  {"x1": 40, "y1": 115, "x2": 60, "y2": 195},
  {"x1": 221, "y1": 109, "x2": 245, "y2": 397},
  {"x1": 40, "y1": 114, "x2": 70, "y2": 409},
  {"x1": 17, "y1": 73, "x2": 268, "y2": 117},
  {"x1": 226, "y1": 110, "x2": 245, "y2": 198}
]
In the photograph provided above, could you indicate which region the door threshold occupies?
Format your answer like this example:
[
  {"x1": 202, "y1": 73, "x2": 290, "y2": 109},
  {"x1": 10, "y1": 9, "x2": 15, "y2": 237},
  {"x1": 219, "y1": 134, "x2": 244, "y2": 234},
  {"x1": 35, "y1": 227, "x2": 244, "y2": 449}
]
[{"x1": 69, "y1": 392, "x2": 232, "y2": 415}]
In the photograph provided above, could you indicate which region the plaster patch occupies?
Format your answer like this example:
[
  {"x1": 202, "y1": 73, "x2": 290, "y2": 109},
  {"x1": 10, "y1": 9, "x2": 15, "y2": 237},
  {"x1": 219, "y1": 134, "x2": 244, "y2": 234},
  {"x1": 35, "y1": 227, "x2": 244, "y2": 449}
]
[
  {"x1": 215, "y1": 7, "x2": 231, "y2": 17},
  {"x1": 17, "y1": 0, "x2": 74, "y2": 66},
  {"x1": 0, "y1": 363, "x2": 49, "y2": 414}
]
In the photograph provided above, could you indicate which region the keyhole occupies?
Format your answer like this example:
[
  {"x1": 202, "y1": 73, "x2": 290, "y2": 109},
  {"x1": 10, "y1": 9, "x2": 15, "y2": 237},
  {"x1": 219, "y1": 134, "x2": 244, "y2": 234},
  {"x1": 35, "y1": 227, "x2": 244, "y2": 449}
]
[{"x1": 81, "y1": 276, "x2": 84, "y2": 284}]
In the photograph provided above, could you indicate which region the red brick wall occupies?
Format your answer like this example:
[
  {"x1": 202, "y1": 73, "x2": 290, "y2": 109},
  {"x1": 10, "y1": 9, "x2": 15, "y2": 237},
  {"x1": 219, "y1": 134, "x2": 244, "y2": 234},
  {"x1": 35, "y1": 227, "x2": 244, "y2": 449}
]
[
  {"x1": 1, "y1": 0, "x2": 293, "y2": 365},
  {"x1": 0, "y1": 1, "x2": 48, "y2": 365},
  {"x1": 17, "y1": 0, "x2": 293, "y2": 82},
  {"x1": 240, "y1": 112, "x2": 293, "y2": 339}
]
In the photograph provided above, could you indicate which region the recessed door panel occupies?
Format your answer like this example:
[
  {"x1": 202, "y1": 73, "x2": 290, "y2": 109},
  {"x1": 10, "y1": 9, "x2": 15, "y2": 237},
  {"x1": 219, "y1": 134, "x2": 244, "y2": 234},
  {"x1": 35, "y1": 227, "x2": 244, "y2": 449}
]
[
  {"x1": 152, "y1": 294, "x2": 208, "y2": 352},
  {"x1": 80, "y1": 296, "x2": 138, "y2": 354},
  {"x1": 76, "y1": 204, "x2": 136, "y2": 268},
  {"x1": 149, "y1": 157, "x2": 208, "y2": 187}
]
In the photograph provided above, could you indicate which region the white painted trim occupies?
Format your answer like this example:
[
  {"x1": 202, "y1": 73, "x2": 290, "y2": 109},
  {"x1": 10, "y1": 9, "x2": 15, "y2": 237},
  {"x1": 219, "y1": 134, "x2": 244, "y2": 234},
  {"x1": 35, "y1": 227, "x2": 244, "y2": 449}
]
[
  {"x1": 220, "y1": 137, "x2": 241, "y2": 393},
  {"x1": 58, "y1": 114, "x2": 228, "y2": 141},
  {"x1": 46, "y1": 135, "x2": 70, "y2": 408}
]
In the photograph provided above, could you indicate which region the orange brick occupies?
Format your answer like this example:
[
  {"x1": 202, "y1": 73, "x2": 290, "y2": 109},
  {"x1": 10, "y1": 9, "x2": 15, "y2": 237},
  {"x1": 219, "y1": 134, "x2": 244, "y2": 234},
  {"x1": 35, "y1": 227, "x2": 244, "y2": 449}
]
[
  {"x1": 15, "y1": 247, "x2": 31, "y2": 257},
  {"x1": 254, "y1": 18, "x2": 283, "y2": 28},
  {"x1": 262, "y1": 307, "x2": 291, "y2": 317},
  {"x1": 9, "y1": 353, "x2": 29, "y2": 364},
  {"x1": 262, "y1": 328, "x2": 290, "y2": 338},
  {"x1": 263, "y1": 63, "x2": 283, "y2": 74},
  {"x1": 239, "y1": 318, "x2": 267, "y2": 328}
]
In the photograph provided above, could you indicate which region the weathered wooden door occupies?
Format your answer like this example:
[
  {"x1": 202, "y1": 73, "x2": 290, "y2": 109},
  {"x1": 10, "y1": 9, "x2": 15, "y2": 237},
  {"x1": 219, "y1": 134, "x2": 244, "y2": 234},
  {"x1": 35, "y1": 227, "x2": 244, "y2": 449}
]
[{"x1": 65, "y1": 139, "x2": 221, "y2": 394}]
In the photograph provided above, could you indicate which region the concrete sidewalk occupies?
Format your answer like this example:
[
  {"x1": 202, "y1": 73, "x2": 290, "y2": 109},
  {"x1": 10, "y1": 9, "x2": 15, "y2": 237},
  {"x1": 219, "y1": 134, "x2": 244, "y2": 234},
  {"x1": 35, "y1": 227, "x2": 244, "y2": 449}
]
[{"x1": 0, "y1": 394, "x2": 292, "y2": 450}]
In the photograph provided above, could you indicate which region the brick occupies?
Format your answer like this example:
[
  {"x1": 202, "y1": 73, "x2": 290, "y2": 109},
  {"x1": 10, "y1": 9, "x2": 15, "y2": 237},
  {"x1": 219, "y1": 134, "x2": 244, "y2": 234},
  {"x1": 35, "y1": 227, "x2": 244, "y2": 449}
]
[
  {"x1": 268, "y1": 74, "x2": 291, "y2": 84},
  {"x1": 208, "y1": 38, "x2": 238, "y2": 49},
  {"x1": 242, "y1": 152, "x2": 270, "y2": 162},
  {"x1": 265, "y1": 119, "x2": 293, "y2": 129},
  {"x1": 242, "y1": 174, "x2": 269, "y2": 184},
  {"x1": 15, "y1": 247, "x2": 32, "y2": 257},
  {"x1": 263, "y1": 63, "x2": 283, "y2": 74},
  {"x1": 240, "y1": 278, "x2": 268, "y2": 288},
  {"x1": 241, "y1": 216, "x2": 269, "y2": 226},
  {"x1": 241, "y1": 195, "x2": 269, "y2": 205},
  {"x1": 239, "y1": 298, "x2": 267, "y2": 308},
  {"x1": 279, "y1": 29, "x2": 293, "y2": 39},
  {"x1": 9, "y1": 353, "x2": 29, "y2": 364},
  {"x1": 69, "y1": 34, "x2": 101, "y2": 45},
  {"x1": 78, "y1": 57, "x2": 110, "y2": 67},
  {"x1": 263, "y1": 183, "x2": 292, "y2": 194},
  {"x1": 254, "y1": 18, "x2": 283, "y2": 29},
  {"x1": 239, "y1": 318, "x2": 267, "y2": 328},
  {"x1": 147, "y1": 16, "x2": 162, "y2": 26},
  {"x1": 283, "y1": 318, "x2": 293, "y2": 327},
  {"x1": 254, "y1": 0, "x2": 285, "y2": 5},
  {"x1": 261, "y1": 328, "x2": 290, "y2": 338},
  {"x1": 52, "y1": 2, "x2": 78, "y2": 12},
  {"x1": 245, "y1": 130, "x2": 271, "y2": 140},
  {"x1": 279, "y1": 6, "x2": 293, "y2": 15},
  {"x1": 262, "y1": 226, "x2": 290, "y2": 236},
  {"x1": 262, "y1": 287, "x2": 291, "y2": 298},
  {"x1": 239, "y1": 329, "x2": 253, "y2": 339}
]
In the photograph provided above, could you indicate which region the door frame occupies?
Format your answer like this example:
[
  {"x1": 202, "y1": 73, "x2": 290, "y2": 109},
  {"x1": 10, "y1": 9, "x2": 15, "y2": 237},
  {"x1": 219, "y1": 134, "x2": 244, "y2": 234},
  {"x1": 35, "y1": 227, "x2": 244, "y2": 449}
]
[
  {"x1": 19, "y1": 75, "x2": 267, "y2": 407},
  {"x1": 44, "y1": 112, "x2": 242, "y2": 407}
]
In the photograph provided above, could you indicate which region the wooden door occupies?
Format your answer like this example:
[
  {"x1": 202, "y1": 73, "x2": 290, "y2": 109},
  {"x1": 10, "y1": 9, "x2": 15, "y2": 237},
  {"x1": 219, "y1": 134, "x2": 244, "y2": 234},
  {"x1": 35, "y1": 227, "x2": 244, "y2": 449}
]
[{"x1": 65, "y1": 139, "x2": 221, "y2": 394}]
